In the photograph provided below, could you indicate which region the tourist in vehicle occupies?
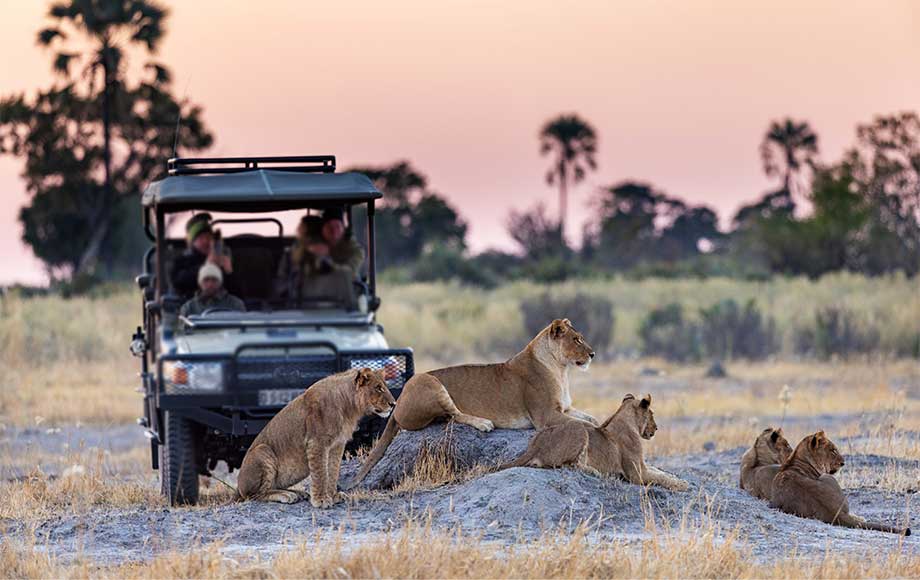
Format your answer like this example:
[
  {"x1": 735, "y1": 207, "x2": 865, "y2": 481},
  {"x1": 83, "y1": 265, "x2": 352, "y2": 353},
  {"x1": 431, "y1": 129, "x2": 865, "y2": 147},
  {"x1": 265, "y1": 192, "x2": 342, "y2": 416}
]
[
  {"x1": 179, "y1": 263, "x2": 245, "y2": 317},
  {"x1": 170, "y1": 213, "x2": 234, "y2": 300},
  {"x1": 315, "y1": 207, "x2": 365, "y2": 275},
  {"x1": 276, "y1": 208, "x2": 364, "y2": 309}
]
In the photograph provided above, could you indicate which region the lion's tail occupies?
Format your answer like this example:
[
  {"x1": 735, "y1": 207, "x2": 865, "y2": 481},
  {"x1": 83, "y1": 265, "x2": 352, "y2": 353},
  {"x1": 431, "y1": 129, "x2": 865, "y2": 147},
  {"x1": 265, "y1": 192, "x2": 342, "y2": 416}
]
[
  {"x1": 209, "y1": 473, "x2": 243, "y2": 502},
  {"x1": 345, "y1": 414, "x2": 401, "y2": 490},
  {"x1": 496, "y1": 448, "x2": 536, "y2": 471},
  {"x1": 837, "y1": 513, "x2": 910, "y2": 536}
]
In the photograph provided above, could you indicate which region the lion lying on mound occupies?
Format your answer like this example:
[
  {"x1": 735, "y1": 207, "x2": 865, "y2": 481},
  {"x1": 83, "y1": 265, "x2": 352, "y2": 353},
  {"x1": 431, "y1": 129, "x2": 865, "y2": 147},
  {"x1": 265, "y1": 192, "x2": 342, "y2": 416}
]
[
  {"x1": 347, "y1": 318, "x2": 597, "y2": 489},
  {"x1": 770, "y1": 431, "x2": 910, "y2": 535},
  {"x1": 498, "y1": 394, "x2": 689, "y2": 491},
  {"x1": 740, "y1": 427, "x2": 793, "y2": 500},
  {"x1": 238, "y1": 368, "x2": 395, "y2": 507}
]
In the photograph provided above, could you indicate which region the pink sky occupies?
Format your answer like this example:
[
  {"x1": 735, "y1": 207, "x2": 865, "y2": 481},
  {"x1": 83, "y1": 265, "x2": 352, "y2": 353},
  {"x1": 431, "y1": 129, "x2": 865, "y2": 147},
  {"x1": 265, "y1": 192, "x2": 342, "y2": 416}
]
[{"x1": 1, "y1": 0, "x2": 918, "y2": 284}]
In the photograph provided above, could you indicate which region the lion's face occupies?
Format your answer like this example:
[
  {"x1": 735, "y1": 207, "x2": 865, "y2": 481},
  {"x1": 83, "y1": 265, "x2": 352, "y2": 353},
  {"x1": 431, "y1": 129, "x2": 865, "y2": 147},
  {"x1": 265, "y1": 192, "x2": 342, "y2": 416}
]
[
  {"x1": 547, "y1": 318, "x2": 595, "y2": 371},
  {"x1": 808, "y1": 431, "x2": 845, "y2": 474},
  {"x1": 754, "y1": 427, "x2": 793, "y2": 464},
  {"x1": 616, "y1": 394, "x2": 656, "y2": 439},
  {"x1": 354, "y1": 368, "x2": 396, "y2": 418}
]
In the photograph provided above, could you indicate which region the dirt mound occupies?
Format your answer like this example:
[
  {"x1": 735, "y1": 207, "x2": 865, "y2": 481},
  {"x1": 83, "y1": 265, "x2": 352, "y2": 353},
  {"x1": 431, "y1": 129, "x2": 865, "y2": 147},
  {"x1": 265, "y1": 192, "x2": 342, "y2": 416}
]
[{"x1": 341, "y1": 422, "x2": 532, "y2": 490}]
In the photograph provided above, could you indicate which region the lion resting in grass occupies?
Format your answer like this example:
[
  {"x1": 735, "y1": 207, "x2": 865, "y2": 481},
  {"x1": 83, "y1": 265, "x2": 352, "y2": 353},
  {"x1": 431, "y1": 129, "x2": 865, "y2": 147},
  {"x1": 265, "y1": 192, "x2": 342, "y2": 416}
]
[
  {"x1": 238, "y1": 368, "x2": 395, "y2": 507},
  {"x1": 498, "y1": 394, "x2": 689, "y2": 491},
  {"x1": 347, "y1": 319, "x2": 597, "y2": 488},
  {"x1": 739, "y1": 427, "x2": 793, "y2": 500},
  {"x1": 770, "y1": 431, "x2": 910, "y2": 535}
]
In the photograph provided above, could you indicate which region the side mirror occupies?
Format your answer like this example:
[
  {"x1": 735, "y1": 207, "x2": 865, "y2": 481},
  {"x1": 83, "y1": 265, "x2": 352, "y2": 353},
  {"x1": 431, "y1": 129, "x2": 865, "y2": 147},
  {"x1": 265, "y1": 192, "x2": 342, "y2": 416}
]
[{"x1": 136, "y1": 274, "x2": 152, "y2": 289}]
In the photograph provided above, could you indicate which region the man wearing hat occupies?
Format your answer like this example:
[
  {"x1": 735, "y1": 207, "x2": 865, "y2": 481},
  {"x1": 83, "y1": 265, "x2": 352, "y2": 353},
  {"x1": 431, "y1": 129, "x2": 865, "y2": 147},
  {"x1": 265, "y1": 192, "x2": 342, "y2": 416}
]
[
  {"x1": 313, "y1": 207, "x2": 365, "y2": 274},
  {"x1": 179, "y1": 263, "x2": 245, "y2": 318},
  {"x1": 170, "y1": 213, "x2": 234, "y2": 301},
  {"x1": 274, "y1": 207, "x2": 365, "y2": 309}
]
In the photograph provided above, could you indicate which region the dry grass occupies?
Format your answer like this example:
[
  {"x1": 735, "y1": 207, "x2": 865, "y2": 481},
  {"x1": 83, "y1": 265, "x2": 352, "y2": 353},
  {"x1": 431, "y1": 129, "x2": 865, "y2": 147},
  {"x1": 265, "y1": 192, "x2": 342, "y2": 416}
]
[
  {"x1": 0, "y1": 447, "x2": 160, "y2": 522},
  {"x1": 2, "y1": 279, "x2": 918, "y2": 577},
  {"x1": 3, "y1": 516, "x2": 920, "y2": 579}
]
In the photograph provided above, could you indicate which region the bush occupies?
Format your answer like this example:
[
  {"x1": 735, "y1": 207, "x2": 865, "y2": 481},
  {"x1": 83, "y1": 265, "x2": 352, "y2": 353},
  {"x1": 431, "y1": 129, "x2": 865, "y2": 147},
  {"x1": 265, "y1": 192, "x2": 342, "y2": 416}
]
[
  {"x1": 638, "y1": 303, "x2": 701, "y2": 362},
  {"x1": 794, "y1": 306, "x2": 881, "y2": 359},
  {"x1": 520, "y1": 293, "x2": 615, "y2": 355},
  {"x1": 411, "y1": 245, "x2": 501, "y2": 288},
  {"x1": 698, "y1": 299, "x2": 778, "y2": 360}
]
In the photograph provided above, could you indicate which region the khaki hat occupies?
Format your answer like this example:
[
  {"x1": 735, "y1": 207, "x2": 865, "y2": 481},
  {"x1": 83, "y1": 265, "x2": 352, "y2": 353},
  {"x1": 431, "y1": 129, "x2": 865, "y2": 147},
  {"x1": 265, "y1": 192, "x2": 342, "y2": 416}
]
[{"x1": 198, "y1": 262, "x2": 223, "y2": 285}]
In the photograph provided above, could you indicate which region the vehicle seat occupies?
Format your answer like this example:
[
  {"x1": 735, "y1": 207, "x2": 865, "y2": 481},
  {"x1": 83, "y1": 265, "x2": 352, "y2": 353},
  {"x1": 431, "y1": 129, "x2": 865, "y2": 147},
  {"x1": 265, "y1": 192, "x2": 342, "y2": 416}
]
[{"x1": 231, "y1": 246, "x2": 276, "y2": 307}]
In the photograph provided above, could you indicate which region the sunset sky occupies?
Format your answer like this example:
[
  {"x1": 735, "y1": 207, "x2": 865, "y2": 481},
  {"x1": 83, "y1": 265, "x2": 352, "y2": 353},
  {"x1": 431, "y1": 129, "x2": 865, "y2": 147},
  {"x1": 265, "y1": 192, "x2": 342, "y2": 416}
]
[{"x1": 1, "y1": 0, "x2": 918, "y2": 284}]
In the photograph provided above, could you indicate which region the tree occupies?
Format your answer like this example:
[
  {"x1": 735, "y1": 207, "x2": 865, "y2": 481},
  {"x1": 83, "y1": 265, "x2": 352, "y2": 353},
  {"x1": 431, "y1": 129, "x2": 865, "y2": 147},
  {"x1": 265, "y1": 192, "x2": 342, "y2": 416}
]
[
  {"x1": 37, "y1": 0, "x2": 169, "y2": 272},
  {"x1": 539, "y1": 114, "x2": 598, "y2": 237},
  {"x1": 847, "y1": 112, "x2": 920, "y2": 275},
  {"x1": 0, "y1": 0, "x2": 212, "y2": 280},
  {"x1": 759, "y1": 118, "x2": 819, "y2": 203},
  {"x1": 583, "y1": 182, "x2": 722, "y2": 270},
  {"x1": 348, "y1": 161, "x2": 467, "y2": 269},
  {"x1": 506, "y1": 203, "x2": 568, "y2": 261}
]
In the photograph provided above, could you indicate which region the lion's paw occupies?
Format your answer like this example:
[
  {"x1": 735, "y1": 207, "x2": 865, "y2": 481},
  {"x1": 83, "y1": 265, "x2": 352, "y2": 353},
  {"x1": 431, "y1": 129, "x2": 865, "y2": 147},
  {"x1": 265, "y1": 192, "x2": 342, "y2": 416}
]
[
  {"x1": 473, "y1": 418, "x2": 494, "y2": 432},
  {"x1": 310, "y1": 495, "x2": 334, "y2": 509}
]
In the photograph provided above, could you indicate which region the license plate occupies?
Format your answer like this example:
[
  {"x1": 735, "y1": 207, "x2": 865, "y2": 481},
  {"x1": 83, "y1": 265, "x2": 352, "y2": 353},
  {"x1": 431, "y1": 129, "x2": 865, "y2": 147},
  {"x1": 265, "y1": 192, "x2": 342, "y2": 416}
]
[{"x1": 258, "y1": 389, "x2": 303, "y2": 406}]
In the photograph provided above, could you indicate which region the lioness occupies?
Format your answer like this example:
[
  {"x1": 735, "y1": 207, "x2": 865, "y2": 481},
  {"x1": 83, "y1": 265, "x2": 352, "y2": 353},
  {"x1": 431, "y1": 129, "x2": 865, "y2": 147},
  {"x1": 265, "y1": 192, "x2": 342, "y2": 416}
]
[
  {"x1": 770, "y1": 431, "x2": 910, "y2": 535},
  {"x1": 739, "y1": 427, "x2": 793, "y2": 500},
  {"x1": 237, "y1": 368, "x2": 395, "y2": 507},
  {"x1": 347, "y1": 318, "x2": 597, "y2": 488},
  {"x1": 499, "y1": 394, "x2": 689, "y2": 491}
]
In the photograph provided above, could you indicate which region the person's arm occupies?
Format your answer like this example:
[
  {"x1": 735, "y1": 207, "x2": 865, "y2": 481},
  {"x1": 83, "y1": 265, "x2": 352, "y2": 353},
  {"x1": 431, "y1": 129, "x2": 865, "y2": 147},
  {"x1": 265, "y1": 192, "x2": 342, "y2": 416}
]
[
  {"x1": 329, "y1": 239, "x2": 365, "y2": 275},
  {"x1": 343, "y1": 239, "x2": 365, "y2": 273}
]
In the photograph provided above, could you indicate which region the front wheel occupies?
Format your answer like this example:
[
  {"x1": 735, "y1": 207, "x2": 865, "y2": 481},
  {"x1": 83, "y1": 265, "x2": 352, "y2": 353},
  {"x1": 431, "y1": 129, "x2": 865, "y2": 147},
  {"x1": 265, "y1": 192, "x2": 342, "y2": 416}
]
[{"x1": 159, "y1": 411, "x2": 201, "y2": 505}]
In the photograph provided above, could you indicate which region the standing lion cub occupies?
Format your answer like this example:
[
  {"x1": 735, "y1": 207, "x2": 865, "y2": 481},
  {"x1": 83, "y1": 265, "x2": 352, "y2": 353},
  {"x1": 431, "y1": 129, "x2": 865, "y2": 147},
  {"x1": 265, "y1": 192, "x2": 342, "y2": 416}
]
[
  {"x1": 770, "y1": 431, "x2": 910, "y2": 535},
  {"x1": 739, "y1": 427, "x2": 793, "y2": 500},
  {"x1": 237, "y1": 368, "x2": 395, "y2": 507},
  {"x1": 499, "y1": 394, "x2": 689, "y2": 491}
]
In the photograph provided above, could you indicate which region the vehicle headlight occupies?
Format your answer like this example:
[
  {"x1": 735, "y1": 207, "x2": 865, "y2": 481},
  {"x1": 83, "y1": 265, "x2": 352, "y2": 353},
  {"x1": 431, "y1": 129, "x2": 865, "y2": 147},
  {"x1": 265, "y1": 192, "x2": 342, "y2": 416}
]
[{"x1": 163, "y1": 361, "x2": 224, "y2": 393}]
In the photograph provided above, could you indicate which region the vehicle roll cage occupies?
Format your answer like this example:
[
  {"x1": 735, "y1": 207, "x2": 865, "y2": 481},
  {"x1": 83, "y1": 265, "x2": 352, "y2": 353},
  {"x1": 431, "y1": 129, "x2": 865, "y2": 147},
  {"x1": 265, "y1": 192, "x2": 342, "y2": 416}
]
[
  {"x1": 167, "y1": 155, "x2": 336, "y2": 176},
  {"x1": 142, "y1": 155, "x2": 380, "y2": 304}
]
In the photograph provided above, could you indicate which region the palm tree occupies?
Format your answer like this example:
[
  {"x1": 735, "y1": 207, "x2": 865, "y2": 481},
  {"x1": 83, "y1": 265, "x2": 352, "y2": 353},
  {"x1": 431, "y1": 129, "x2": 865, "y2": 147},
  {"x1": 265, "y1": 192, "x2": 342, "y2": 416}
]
[
  {"x1": 37, "y1": 0, "x2": 168, "y2": 272},
  {"x1": 759, "y1": 118, "x2": 819, "y2": 200},
  {"x1": 539, "y1": 114, "x2": 598, "y2": 236}
]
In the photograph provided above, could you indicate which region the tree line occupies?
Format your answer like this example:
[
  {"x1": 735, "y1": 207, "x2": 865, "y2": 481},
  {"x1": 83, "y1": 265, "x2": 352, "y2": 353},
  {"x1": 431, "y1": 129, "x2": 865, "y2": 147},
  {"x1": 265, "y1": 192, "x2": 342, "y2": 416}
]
[
  {"x1": 368, "y1": 111, "x2": 919, "y2": 285},
  {"x1": 1, "y1": 2, "x2": 916, "y2": 288}
]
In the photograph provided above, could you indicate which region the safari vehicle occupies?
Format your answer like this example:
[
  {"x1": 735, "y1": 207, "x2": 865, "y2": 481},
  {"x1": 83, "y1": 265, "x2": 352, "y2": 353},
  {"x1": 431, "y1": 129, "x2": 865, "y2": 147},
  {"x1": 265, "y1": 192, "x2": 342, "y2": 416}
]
[{"x1": 130, "y1": 155, "x2": 413, "y2": 505}]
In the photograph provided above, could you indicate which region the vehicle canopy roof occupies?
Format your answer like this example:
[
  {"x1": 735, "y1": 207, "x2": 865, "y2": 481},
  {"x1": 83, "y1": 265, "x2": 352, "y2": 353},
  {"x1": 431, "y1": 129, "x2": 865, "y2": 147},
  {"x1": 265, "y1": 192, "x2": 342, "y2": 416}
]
[{"x1": 141, "y1": 156, "x2": 382, "y2": 212}]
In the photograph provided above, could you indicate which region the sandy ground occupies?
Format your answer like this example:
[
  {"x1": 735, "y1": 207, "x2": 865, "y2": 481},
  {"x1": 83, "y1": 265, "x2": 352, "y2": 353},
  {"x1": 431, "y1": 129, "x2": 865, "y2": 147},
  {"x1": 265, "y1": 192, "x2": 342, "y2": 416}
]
[{"x1": 2, "y1": 421, "x2": 916, "y2": 566}]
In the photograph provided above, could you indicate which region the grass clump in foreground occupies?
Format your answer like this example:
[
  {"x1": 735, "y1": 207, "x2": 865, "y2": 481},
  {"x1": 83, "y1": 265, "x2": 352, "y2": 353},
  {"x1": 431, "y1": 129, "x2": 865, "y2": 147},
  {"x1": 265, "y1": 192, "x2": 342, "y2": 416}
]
[{"x1": 3, "y1": 518, "x2": 919, "y2": 579}]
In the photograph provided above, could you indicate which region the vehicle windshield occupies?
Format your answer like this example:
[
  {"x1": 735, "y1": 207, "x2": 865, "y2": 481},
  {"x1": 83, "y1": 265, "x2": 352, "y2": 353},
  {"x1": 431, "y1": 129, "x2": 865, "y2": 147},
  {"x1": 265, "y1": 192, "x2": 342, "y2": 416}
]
[{"x1": 161, "y1": 207, "x2": 371, "y2": 319}]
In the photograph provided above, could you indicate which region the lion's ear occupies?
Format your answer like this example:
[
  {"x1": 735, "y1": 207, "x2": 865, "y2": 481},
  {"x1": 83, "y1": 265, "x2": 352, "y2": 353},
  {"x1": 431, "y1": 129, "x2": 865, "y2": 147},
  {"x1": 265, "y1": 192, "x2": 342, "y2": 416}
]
[
  {"x1": 770, "y1": 431, "x2": 780, "y2": 443},
  {"x1": 622, "y1": 394, "x2": 636, "y2": 402},
  {"x1": 639, "y1": 395, "x2": 651, "y2": 409},
  {"x1": 355, "y1": 368, "x2": 374, "y2": 387},
  {"x1": 550, "y1": 319, "x2": 569, "y2": 338}
]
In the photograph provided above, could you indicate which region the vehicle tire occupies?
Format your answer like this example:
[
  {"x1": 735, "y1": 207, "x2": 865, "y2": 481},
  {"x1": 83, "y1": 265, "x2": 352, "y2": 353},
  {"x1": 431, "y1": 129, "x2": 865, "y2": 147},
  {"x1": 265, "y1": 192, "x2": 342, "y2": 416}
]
[{"x1": 159, "y1": 411, "x2": 200, "y2": 505}]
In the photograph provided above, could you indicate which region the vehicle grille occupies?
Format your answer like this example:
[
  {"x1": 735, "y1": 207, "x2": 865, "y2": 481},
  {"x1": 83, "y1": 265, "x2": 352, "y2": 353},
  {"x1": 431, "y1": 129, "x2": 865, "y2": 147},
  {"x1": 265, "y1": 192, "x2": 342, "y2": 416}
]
[
  {"x1": 233, "y1": 349, "x2": 413, "y2": 393},
  {"x1": 235, "y1": 354, "x2": 338, "y2": 390},
  {"x1": 342, "y1": 352, "x2": 413, "y2": 390}
]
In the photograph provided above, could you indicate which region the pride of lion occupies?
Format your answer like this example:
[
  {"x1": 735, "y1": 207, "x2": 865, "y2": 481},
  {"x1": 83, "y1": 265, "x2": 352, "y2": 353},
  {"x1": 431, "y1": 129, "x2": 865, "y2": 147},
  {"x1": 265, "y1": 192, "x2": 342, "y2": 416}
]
[{"x1": 235, "y1": 318, "x2": 909, "y2": 536}]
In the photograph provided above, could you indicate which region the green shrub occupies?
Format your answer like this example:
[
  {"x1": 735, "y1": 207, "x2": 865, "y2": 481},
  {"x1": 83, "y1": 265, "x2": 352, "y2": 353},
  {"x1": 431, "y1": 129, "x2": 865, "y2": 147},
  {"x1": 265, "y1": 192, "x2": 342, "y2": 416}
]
[
  {"x1": 411, "y1": 245, "x2": 500, "y2": 288},
  {"x1": 794, "y1": 306, "x2": 881, "y2": 359},
  {"x1": 638, "y1": 303, "x2": 701, "y2": 361},
  {"x1": 520, "y1": 292, "x2": 615, "y2": 355},
  {"x1": 699, "y1": 299, "x2": 778, "y2": 360}
]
